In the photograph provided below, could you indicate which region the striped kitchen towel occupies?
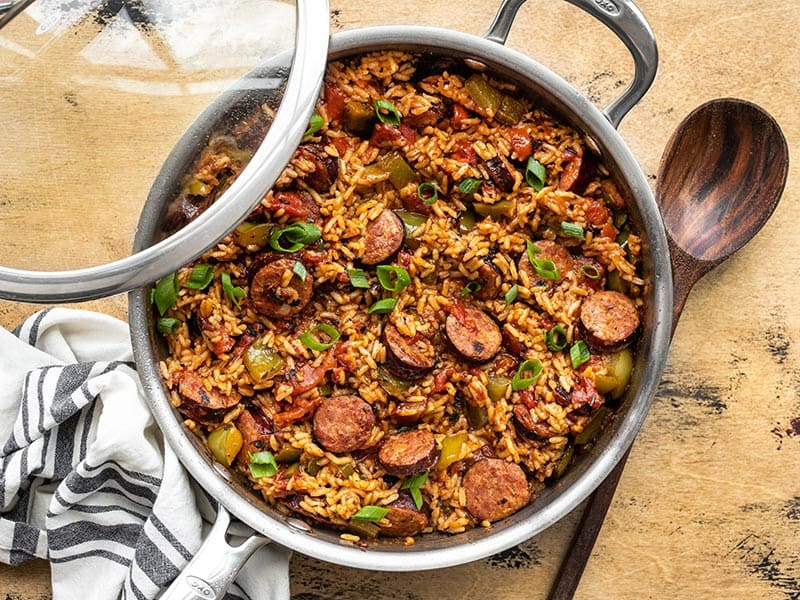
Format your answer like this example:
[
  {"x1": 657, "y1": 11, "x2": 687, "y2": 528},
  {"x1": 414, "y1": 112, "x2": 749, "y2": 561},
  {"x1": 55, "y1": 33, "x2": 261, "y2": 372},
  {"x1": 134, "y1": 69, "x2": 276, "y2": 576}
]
[{"x1": 0, "y1": 308, "x2": 289, "y2": 600}]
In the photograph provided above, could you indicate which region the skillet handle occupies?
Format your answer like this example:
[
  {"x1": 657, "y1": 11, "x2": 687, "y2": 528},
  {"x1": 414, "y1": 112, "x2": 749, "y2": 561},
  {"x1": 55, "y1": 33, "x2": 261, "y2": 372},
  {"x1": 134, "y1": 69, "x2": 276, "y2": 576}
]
[
  {"x1": 159, "y1": 506, "x2": 290, "y2": 600},
  {"x1": 484, "y1": 0, "x2": 658, "y2": 128}
]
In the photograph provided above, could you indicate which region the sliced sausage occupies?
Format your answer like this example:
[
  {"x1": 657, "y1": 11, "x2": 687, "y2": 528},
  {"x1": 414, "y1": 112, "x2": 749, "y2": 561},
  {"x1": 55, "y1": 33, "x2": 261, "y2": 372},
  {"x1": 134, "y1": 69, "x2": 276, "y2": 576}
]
[
  {"x1": 579, "y1": 290, "x2": 640, "y2": 347},
  {"x1": 391, "y1": 401, "x2": 427, "y2": 426},
  {"x1": 377, "y1": 429, "x2": 438, "y2": 477},
  {"x1": 297, "y1": 144, "x2": 339, "y2": 193},
  {"x1": 370, "y1": 123, "x2": 417, "y2": 148},
  {"x1": 176, "y1": 370, "x2": 237, "y2": 410},
  {"x1": 445, "y1": 306, "x2": 502, "y2": 362},
  {"x1": 236, "y1": 408, "x2": 273, "y2": 458},
  {"x1": 249, "y1": 258, "x2": 313, "y2": 319},
  {"x1": 518, "y1": 239, "x2": 574, "y2": 285},
  {"x1": 264, "y1": 190, "x2": 322, "y2": 224},
  {"x1": 383, "y1": 323, "x2": 436, "y2": 380},
  {"x1": 361, "y1": 209, "x2": 405, "y2": 265},
  {"x1": 474, "y1": 261, "x2": 502, "y2": 300},
  {"x1": 463, "y1": 458, "x2": 530, "y2": 522},
  {"x1": 379, "y1": 492, "x2": 428, "y2": 537},
  {"x1": 313, "y1": 395, "x2": 375, "y2": 453},
  {"x1": 558, "y1": 146, "x2": 596, "y2": 193},
  {"x1": 484, "y1": 156, "x2": 515, "y2": 193},
  {"x1": 403, "y1": 104, "x2": 445, "y2": 129}
]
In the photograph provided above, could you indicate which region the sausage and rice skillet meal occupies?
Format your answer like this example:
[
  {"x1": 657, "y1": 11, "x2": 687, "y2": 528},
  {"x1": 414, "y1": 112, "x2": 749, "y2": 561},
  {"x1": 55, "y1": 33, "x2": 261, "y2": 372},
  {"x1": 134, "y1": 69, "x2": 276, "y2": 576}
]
[{"x1": 153, "y1": 51, "x2": 643, "y2": 544}]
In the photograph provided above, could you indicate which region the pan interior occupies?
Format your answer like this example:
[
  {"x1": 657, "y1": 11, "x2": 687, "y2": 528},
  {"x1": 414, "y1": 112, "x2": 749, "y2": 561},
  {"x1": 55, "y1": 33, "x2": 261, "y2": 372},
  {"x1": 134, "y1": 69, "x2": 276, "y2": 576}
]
[{"x1": 130, "y1": 26, "x2": 671, "y2": 570}]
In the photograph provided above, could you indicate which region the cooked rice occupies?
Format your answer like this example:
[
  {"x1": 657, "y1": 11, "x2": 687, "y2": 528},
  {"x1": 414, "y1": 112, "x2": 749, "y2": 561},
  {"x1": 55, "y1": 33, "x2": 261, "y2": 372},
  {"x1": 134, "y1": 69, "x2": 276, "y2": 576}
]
[{"x1": 156, "y1": 51, "x2": 644, "y2": 540}]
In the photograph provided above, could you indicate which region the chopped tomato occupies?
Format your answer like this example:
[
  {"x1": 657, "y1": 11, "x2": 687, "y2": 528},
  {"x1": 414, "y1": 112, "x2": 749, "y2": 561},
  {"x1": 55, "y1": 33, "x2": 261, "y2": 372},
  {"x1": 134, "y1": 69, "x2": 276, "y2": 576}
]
[
  {"x1": 273, "y1": 396, "x2": 320, "y2": 427},
  {"x1": 452, "y1": 104, "x2": 470, "y2": 130},
  {"x1": 449, "y1": 139, "x2": 477, "y2": 165},
  {"x1": 571, "y1": 376, "x2": 603, "y2": 409},
  {"x1": 401, "y1": 191, "x2": 432, "y2": 215},
  {"x1": 432, "y1": 367, "x2": 454, "y2": 393},
  {"x1": 264, "y1": 191, "x2": 321, "y2": 223},
  {"x1": 330, "y1": 136, "x2": 353, "y2": 157},
  {"x1": 324, "y1": 82, "x2": 347, "y2": 122},
  {"x1": 289, "y1": 346, "x2": 338, "y2": 395},
  {"x1": 508, "y1": 127, "x2": 532, "y2": 161},
  {"x1": 370, "y1": 123, "x2": 417, "y2": 147},
  {"x1": 584, "y1": 198, "x2": 611, "y2": 227}
]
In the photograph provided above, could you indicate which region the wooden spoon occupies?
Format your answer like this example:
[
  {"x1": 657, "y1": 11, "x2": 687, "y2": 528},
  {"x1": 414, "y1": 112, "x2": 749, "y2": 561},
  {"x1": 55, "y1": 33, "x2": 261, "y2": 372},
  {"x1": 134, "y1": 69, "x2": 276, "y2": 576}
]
[{"x1": 548, "y1": 98, "x2": 789, "y2": 599}]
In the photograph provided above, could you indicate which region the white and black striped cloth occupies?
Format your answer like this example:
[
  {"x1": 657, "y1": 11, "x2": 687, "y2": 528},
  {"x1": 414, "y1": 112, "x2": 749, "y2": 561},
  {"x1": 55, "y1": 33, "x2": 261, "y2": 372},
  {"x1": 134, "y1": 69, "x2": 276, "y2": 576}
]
[{"x1": 0, "y1": 308, "x2": 289, "y2": 600}]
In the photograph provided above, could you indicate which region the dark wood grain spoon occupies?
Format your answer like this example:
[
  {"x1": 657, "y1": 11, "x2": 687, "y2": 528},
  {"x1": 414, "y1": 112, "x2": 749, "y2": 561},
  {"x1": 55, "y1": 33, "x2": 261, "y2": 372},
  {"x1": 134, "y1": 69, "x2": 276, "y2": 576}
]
[{"x1": 548, "y1": 98, "x2": 789, "y2": 599}]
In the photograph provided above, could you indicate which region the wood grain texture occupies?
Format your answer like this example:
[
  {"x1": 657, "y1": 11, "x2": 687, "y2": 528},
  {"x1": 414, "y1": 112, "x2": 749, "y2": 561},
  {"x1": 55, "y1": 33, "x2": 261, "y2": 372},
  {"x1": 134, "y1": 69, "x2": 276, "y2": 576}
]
[{"x1": 1, "y1": 1, "x2": 799, "y2": 599}]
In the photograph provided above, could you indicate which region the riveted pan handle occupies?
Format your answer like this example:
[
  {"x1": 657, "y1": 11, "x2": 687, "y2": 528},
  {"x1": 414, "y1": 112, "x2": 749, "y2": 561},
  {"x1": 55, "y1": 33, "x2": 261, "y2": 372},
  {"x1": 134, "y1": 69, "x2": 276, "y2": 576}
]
[
  {"x1": 484, "y1": 0, "x2": 658, "y2": 128},
  {"x1": 158, "y1": 506, "x2": 289, "y2": 600}
]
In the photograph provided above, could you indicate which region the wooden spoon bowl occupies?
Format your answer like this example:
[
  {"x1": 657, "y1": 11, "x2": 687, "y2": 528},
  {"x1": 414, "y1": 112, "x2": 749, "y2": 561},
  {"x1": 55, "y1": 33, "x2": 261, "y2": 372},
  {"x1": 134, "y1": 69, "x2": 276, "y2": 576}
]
[{"x1": 659, "y1": 98, "x2": 789, "y2": 318}]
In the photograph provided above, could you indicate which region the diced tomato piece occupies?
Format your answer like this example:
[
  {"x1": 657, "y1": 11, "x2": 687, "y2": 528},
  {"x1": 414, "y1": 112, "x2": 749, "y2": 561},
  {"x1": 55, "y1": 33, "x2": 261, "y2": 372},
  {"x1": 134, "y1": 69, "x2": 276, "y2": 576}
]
[
  {"x1": 584, "y1": 198, "x2": 610, "y2": 227},
  {"x1": 450, "y1": 139, "x2": 477, "y2": 165},
  {"x1": 370, "y1": 123, "x2": 417, "y2": 148},
  {"x1": 571, "y1": 376, "x2": 603, "y2": 409},
  {"x1": 401, "y1": 191, "x2": 432, "y2": 215},
  {"x1": 452, "y1": 104, "x2": 470, "y2": 130},
  {"x1": 330, "y1": 136, "x2": 353, "y2": 157},
  {"x1": 508, "y1": 127, "x2": 532, "y2": 161},
  {"x1": 324, "y1": 82, "x2": 347, "y2": 122}
]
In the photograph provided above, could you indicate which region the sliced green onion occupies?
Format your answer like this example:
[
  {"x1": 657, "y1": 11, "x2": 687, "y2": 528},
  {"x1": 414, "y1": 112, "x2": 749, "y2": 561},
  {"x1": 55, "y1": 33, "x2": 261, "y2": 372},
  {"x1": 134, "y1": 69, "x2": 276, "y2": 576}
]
[
  {"x1": 376, "y1": 265, "x2": 411, "y2": 293},
  {"x1": 458, "y1": 177, "x2": 483, "y2": 195},
  {"x1": 347, "y1": 268, "x2": 370, "y2": 289},
  {"x1": 248, "y1": 451, "x2": 278, "y2": 478},
  {"x1": 269, "y1": 222, "x2": 322, "y2": 253},
  {"x1": 504, "y1": 284, "x2": 519, "y2": 307},
  {"x1": 460, "y1": 281, "x2": 482, "y2": 297},
  {"x1": 299, "y1": 323, "x2": 341, "y2": 351},
  {"x1": 417, "y1": 182, "x2": 439, "y2": 205},
  {"x1": 570, "y1": 340, "x2": 591, "y2": 368},
  {"x1": 512, "y1": 358, "x2": 544, "y2": 391},
  {"x1": 368, "y1": 298, "x2": 398, "y2": 314},
  {"x1": 186, "y1": 264, "x2": 214, "y2": 290},
  {"x1": 152, "y1": 272, "x2": 179, "y2": 316},
  {"x1": 292, "y1": 260, "x2": 308, "y2": 282},
  {"x1": 351, "y1": 505, "x2": 390, "y2": 522},
  {"x1": 157, "y1": 317, "x2": 181, "y2": 334},
  {"x1": 374, "y1": 99, "x2": 401, "y2": 125},
  {"x1": 546, "y1": 325, "x2": 568, "y2": 352},
  {"x1": 304, "y1": 112, "x2": 324, "y2": 136},
  {"x1": 561, "y1": 221, "x2": 585, "y2": 239},
  {"x1": 401, "y1": 471, "x2": 429, "y2": 510},
  {"x1": 221, "y1": 272, "x2": 246, "y2": 308},
  {"x1": 582, "y1": 264, "x2": 602, "y2": 280},
  {"x1": 525, "y1": 157, "x2": 546, "y2": 191},
  {"x1": 526, "y1": 240, "x2": 560, "y2": 280}
]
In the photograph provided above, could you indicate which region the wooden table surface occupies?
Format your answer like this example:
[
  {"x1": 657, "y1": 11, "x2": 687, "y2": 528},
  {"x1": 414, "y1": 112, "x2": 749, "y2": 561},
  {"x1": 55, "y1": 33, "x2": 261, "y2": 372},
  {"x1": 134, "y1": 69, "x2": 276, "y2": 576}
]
[{"x1": 1, "y1": 1, "x2": 798, "y2": 598}]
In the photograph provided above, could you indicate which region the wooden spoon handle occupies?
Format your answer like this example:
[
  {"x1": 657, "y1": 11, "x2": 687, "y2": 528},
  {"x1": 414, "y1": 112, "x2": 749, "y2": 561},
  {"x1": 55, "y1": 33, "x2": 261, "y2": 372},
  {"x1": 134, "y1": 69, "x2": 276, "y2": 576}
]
[{"x1": 547, "y1": 448, "x2": 630, "y2": 600}]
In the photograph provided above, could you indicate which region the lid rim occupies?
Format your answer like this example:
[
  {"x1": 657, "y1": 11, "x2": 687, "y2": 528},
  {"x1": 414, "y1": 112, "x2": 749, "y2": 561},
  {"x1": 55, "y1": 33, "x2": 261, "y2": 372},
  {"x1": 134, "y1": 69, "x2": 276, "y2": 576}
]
[{"x1": 0, "y1": 0, "x2": 330, "y2": 304}]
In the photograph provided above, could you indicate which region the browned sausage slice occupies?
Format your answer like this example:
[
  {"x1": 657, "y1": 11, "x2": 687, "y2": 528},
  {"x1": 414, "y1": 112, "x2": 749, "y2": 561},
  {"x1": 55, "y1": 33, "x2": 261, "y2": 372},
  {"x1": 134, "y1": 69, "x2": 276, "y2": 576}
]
[
  {"x1": 313, "y1": 395, "x2": 375, "y2": 453},
  {"x1": 297, "y1": 144, "x2": 339, "y2": 193},
  {"x1": 236, "y1": 408, "x2": 273, "y2": 459},
  {"x1": 250, "y1": 258, "x2": 313, "y2": 319},
  {"x1": 474, "y1": 261, "x2": 502, "y2": 300},
  {"x1": 361, "y1": 209, "x2": 405, "y2": 265},
  {"x1": 377, "y1": 429, "x2": 438, "y2": 477},
  {"x1": 579, "y1": 290, "x2": 640, "y2": 346},
  {"x1": 383, "y1": 323, "x2": 436, "y2": 380},
  {"x1": 177, "y1": 370, "x2": 237, "y2": 410},
  {"x1": 518, "y1": 239, "x2": 574, "y2": 285},
  {"x1": 445, "y1": 306, "x2": 502, "y2": 362},
  {"x1": 463, "y1": 458, "x2": 530, "y2": 522},
  {"x1": 379, "y1": 492, "x2": 428, "y2": 537}
]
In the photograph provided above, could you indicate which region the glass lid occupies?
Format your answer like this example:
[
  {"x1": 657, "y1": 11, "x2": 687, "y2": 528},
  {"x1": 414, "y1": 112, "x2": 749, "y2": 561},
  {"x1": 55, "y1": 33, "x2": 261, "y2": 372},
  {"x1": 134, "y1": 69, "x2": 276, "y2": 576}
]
[{"x1": 0, "y1": 0, "x2": 329, "y2": 302}]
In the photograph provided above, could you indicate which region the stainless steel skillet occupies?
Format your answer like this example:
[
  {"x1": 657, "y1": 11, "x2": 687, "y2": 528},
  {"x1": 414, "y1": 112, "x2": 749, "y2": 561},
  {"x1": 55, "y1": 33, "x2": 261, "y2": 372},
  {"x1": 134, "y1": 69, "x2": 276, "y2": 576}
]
[{"x1": 127, "y1": 1, "x2": 670, "y2": 597}]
